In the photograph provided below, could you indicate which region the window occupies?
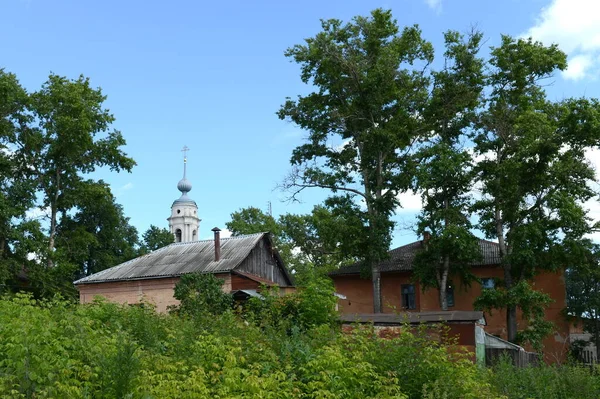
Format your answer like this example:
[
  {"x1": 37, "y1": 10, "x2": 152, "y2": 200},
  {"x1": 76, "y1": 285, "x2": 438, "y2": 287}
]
[
  {"x1": 175, "y1": 229, "x2": 182, "y2": 243},
  {"x1": 446, "y1": 285, "x2": 455, "y2": 307},
  {"x1": 177, "y1": 209, "x2": 181, "y2": 214},
  {"x1": 481, "y1": 278, "x2": 495, "y2": 290},
  {"x1": 401, "y1": 284, "x2": 416, "y2": 310}
]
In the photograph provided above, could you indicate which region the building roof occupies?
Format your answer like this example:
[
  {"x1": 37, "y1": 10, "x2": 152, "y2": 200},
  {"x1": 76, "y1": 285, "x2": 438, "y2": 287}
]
[
  {"x1": 74, "y1": 233, "x2": 285, "y2": 285},
  {"x1": 340, "y1": 311, "x2": 485, "y2": 325},
  {"x1": 330, "y1": 239, "x2": 501, "y2": 275}
]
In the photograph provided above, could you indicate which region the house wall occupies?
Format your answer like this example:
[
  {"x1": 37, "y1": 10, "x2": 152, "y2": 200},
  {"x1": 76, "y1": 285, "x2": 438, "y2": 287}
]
[
  {"x1": 77, "y1": 273, "x2": 232, "y2": 313},
  {"x1": 332, "y1": 267, "x2": 570, "y2": 363},
  {"x1": 231, "y1": 273, "x2": 261, "y2": 290},
  {"x1": 341, "y1": 323, "x2": 478, "y2": 362}
]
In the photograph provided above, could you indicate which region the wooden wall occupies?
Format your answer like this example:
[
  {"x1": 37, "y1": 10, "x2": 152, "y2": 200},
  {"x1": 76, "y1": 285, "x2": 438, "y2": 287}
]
[{"x1": 237, "y1": 237, "x2": 290, "y2": 286}]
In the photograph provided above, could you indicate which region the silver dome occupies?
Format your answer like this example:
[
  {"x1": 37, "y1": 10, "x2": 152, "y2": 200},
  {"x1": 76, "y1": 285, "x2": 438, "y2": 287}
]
[{"x1": 177, "y1": 178, "x2": 192, "y2": 194}]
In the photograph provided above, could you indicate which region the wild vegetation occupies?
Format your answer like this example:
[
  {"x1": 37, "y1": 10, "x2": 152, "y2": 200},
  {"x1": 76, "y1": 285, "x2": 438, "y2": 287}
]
[{"x1": 1, "y1": 287, "x2": 600, "y2": 399}]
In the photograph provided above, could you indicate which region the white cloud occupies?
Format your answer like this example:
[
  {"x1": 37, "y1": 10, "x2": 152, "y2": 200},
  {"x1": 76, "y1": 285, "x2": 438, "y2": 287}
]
[
  {"x1": 121, "y1": 182, "x2": 133, "y2": 191},
  {"x1": 397, "y1": 190, "x2": 423, "y2": 212},
  {"x1": 523, "y1": 0, "x2": 600, "y2": 80},
  {"x1": 424, "y1": 0, "x2": 442, "y2": 14},
  {"x1": 585, "y1": 148, "x2": 600, "y2": 242},
  {"x1": 562, "y1": 54, "x2": 594, "y2": 80}
]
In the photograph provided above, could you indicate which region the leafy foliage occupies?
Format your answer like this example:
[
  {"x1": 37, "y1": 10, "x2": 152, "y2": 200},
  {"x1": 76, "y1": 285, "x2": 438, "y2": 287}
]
[
  {"x1": 472, "y1": 35, "x2": 600, "y2": 345},
  {"x1": 278, "y1": 9, "x2": 435, "y2": 312},
  {"x1": 226, "y1": 206, "x2": 353, "y2": 283},
  {"x1": 566, "y1": 242, "x2": 600, "y2": 359},
  {"x1": 0, "y1": 293, "x2": 525, "y2": 399},
  {"x1": 0, "y1": 70, "x2": 137, "y2": 299},
  {"x1": 173, "y1": 273, "x2": 233, "y2": 317},
  {"x1": 412, "y1": 29, "x2": 485, "y2": 310},
  {"x1": 139, "y1": 225, "x2": 174, "y2": 254},
  {"x1": 245, "y1": 277, "x2": 338, "y2": 331}
]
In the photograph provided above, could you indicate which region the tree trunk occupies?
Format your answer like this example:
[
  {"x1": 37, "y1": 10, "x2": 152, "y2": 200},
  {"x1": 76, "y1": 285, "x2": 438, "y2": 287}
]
[
  {"x1": 504, "y1": 266, "x2": 518, "y2": 342},
  {"x1": 372, "y1": 264, "x2": 382, "y2": 313},
  {"x1": 595, "y1": 319, "x2": 600, "y2": 362},
  {"x1": 439, "y1": 256, "x2": 450, "y2": 311},
  {"x1": 47, "y1": 170, "x2": 60, "y2": 268}
]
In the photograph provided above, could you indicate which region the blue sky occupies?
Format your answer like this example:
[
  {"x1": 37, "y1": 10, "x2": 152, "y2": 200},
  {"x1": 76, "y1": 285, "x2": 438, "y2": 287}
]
[{"x1": 1, "y1": 0, "x2": 599, "y2": 246}]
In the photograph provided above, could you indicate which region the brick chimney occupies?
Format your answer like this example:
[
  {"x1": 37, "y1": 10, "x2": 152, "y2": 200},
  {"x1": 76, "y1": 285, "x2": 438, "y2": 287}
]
[{"x1": 212, "y1": 227, "x2": 221, "y2": 261}]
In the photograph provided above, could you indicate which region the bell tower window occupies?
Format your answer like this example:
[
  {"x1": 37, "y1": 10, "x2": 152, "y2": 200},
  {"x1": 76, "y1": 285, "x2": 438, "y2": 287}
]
[{"x1": 175, "y1": 229, "x2": 182, "y2": 243}]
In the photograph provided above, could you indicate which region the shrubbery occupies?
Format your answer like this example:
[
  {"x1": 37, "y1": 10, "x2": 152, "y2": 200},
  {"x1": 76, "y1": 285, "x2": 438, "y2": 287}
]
[{"x1": 1, "y1": 291, "x2": 599, "y2": 398}]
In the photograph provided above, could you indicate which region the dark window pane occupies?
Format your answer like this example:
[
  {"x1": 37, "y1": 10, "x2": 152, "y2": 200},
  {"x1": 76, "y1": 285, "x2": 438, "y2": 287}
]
[
  {"x1": 401, "y1": 284, "x2": 416, "y2": 310},
  {"x1": 481, "y1": 278, "x2": 495, "y2": 289},
  {"x1": 446, "y1": 285, "x2": 454, "y2": 307}
]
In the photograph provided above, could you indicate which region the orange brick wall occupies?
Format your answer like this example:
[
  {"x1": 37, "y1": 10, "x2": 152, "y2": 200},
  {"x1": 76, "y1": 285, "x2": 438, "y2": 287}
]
[
  {"x1": 77, "y1": 273, "x2": 232, "y2": 313},
  {"x1": 332, "y1": 267, "x2": 570, "y2": 363}
]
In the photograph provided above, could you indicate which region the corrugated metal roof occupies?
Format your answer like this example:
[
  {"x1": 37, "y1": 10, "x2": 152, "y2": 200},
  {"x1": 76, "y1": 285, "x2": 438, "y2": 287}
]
[
  {"x1": 74, "y1": 233, "x2": 266, "y2": 285},
  {"x1": 330, "y1": 239, "x2": 501, "y2": 275}
]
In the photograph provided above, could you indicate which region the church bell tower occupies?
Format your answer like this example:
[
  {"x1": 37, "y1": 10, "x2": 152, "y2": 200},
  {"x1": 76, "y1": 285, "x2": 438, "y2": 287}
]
[{"x1": 167, "y1": 146, "x2": 200, "y2": 242}]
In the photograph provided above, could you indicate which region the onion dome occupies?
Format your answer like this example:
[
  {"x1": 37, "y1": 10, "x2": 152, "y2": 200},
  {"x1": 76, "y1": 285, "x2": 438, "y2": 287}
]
[{"x1": 177, "y1": 178, "x2": 192, "y2": 194}]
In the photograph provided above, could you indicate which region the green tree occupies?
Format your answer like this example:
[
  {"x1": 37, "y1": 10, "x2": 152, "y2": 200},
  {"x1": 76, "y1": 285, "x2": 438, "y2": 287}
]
[
  {"x1": 472, "y1": 36, "x2": 600, "y2": 346},
  {"x1": 412, "y1": 30, "x2": 485, "y2": 310},
  {"x1": 56, "y1": 180, "x2": 139, "y2": 277},
  {"x1": 566, "y1": 241, "x2": 600, "y2": 360},
  {"x1": 226, "y1": 206, "x2": 353, "y2": 283},
  {"x1": 173, "y1": 273, "x2": 233, "y2": 317},
  {"x1": 139, "y1": 225, "x2": 174, "y2": 254},
  {"x1": 0, "y1": 69, "x2": 44, "y2": 294},
  {"x1": 226, "y1": 206, "x2": 282, "y2": 237},
  {"x1": 23, "y1": 74, "x2": 135, "y2": 266},
  {"x1": 278, "y1": 9, "x2": 434, "y2": 312}
]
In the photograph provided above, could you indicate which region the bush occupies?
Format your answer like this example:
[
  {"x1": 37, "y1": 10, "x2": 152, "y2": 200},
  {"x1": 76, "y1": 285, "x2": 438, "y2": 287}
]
[
  {"x1": 172, "y1": 272, "x2": 233, "y2": 318},
  {"x1": 490, "y1": 357, "x2": 600, "y2": 399},
  {"x1": 2, "y1": 292, "x2": 599, "y2": 398}
]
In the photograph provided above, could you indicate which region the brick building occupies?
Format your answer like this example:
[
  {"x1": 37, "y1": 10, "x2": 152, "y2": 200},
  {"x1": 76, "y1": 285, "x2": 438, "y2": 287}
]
[
  {"x1": 74, "y1": 230, "x2": 294, "y2": 312},
  {"x1": 329, "y1": 238, "x2": 571, "y2": 363},
  {"x1": 74, "y1": 150, "x2": 293, "y2": 311}
]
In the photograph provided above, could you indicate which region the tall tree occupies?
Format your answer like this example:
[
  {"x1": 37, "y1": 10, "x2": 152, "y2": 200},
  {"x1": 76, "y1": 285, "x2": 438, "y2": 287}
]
[
  {"x1": 139, "y1": 225, "x2": 174, "y2": 254},
  {"x1": 473, "y1": 36, "x2": 600, "y2": 346},
  {"x1": 0, "y1": 69, "x2": 44, "y2": 293},
  {"x1": 278, "y1": 9, "x2": 433, "y2": 312},
  {"x1": 412, "y1": 30, "x2": 485, "y2": 310},
  {"x1": 56, "y1": 180, "x2": 139, "y2": 277},
  {"x1": 22, "y1": 74, "x2": 135, "y2": 266}
]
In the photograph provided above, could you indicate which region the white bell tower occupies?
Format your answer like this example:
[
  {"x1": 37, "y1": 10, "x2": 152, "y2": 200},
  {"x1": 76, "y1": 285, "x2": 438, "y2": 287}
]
[{"x1": 167, "y1": 146, "x2": 200, "y2": 242}]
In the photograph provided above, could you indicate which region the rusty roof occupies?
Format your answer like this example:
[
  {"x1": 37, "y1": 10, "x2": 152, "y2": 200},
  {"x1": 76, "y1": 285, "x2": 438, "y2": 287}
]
[
  {"x1": 74, "y1": 233, "x2": 270, "y2": 285},
  {"x1": 330, "y1": 239, "x2": 501, "y2": 275},
  {"x1": 340, "y1": 311, "x2": 485, "y2": 324}
]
